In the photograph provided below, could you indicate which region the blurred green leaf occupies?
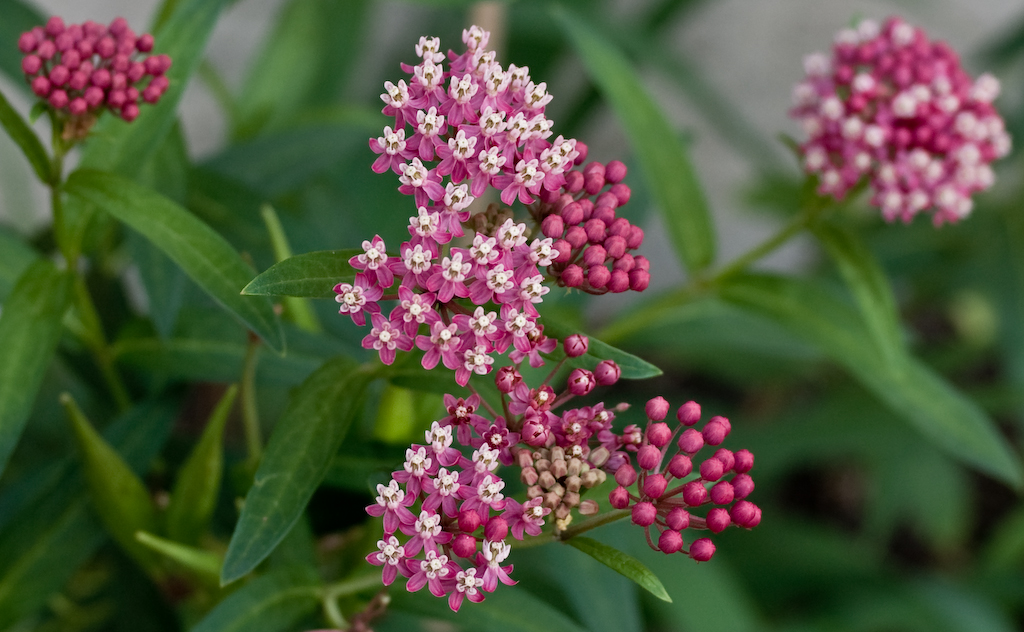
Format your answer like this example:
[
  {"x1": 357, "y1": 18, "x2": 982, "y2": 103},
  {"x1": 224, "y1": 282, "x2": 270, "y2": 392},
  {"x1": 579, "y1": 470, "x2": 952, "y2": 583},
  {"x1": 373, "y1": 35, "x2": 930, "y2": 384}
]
[
  {"x1": 166, "y1": 385, "x2": 237, "y2": 544},
  {"x1": 65, "y1": 169, "x2": 285, "y2": 352},
  {"x1": 373, "y1": 383, "x2": 419, "y2": 443},
  {"x1": 981, "y1": 502, "x2": 1024, "y2": 572},
  {"x1": 62, "y1": 394, "x2": 160, "y2": 572},
  {"x1": 261, "y1": 205, "x2": 321, "y2": 332},
  {"x1": 541, "y1": 319, "x2": 662, "y2": 379},
  {"x1": 565, "y1": 536, "x2": 671, "y2": 602},
  {"x1": 719, "y1": 273, "x2": 1024, "y2": 488},
  {"x1": 553, "y1": 6, "x2": 715, "y2": 272},
  {"x1": 0, "y1": 0, "x2": 44, "y2": 90},
  {"x1": 0, "y1": 227, "x2": 38, "y2": 301},
  {"x1": 190, "y1": 567, "x2": 320, "y2": 632},
  {"x1": 242, "y1": 249, "x2": 359, "y2": 298},
  {"x1": 0, "y1": 400, "x2": 175, "y2": 628},
  {"x1": 135, "y1": 531, "x2": 222, "y2": 586},
  {"x1": 0, "y1": 87, "x2": 50, "y2": 183},
  {"x1": 911, "y1": 578, "x2": 1019, "y2": 632},
  {"x1": 0, "y1": 259, "x2": 72, "y2": 476},
  {"x1": 77, "y1": 0, "x2": 226, "y2": 177},
  {"x1": 221, "y1": 358, "x2": 374, "y2": 584}
]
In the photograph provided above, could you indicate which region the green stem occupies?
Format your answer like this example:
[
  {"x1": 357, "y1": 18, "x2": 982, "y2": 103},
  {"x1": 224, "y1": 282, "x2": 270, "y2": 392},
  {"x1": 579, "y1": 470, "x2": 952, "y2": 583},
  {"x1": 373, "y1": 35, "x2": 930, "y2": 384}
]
[
  {"x1": 73, "y1": 277, "x2": 132, "y2": 411},
  {"x1": 702, "y1": 210, "x2": 812, "y2": 288},
  {"x1": 557, "y1": 509, "x2": 631, "y2": 541},
  {"x1": 241, "y1": 336, "x2": 263, "y2": 471},
  {"x1": 318, "y1": 574, "x2": 384, "y2": 627}
]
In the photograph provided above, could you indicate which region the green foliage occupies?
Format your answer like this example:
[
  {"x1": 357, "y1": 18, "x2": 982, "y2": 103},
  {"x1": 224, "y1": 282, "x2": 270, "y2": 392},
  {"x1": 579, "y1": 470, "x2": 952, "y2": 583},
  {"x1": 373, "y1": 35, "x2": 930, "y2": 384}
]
[
  {"x1": 243, "y1": 249, "x2": 359, "y2": 298},
  {"x1": 0, "y1": 87, "x2": 50, "y2": 183},
  {"x1": 566, "y1": 536, "x2": 672, "y2": 602}
]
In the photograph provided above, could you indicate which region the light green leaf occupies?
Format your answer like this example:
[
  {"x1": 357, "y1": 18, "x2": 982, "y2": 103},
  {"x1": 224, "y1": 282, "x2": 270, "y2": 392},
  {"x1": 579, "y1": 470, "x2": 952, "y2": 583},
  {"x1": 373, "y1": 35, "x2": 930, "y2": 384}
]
[
  {"x1": 566, "y1": 536, "x2": 671, "y2": 602},
  {"x1": 719, "y1": 273, "x2": 1024, "y2": 487},
  {"x1": 135, "y1": 531, "x2": 222, "y2": 586},
  {"x1": 62, "y1": 394, "x2": 160, "y2": 572},
  {"x1": 65, "y1": 169, "x2": 284, "y2": 352},
  {"x1": 242, "y1": 249, "x2": 359, "y2": 298},
  {"x1": 0, "y1": 87, "x2": 50, "y2": 183},
  {"x1": 0, "y1": 227, "x2": 38, "y2": 301},
  {"x1": 221, "y1": 358, "x2": 374, "y2": 584},
  {"x1": 541, "y1": 319, "x2": 662, "y2": 379},
  {"x1": 190, "y1": 567, "x2": 320, "y2": 632},
  {"x1": 553, "y1": 6, "x2": 715, "y2": 272},
  {"x1": 166, "y1": 385, "x2": 237, "y2": 544},
  {"x1": 0, "y1": 259, "x2": 72, "y2": 476}
]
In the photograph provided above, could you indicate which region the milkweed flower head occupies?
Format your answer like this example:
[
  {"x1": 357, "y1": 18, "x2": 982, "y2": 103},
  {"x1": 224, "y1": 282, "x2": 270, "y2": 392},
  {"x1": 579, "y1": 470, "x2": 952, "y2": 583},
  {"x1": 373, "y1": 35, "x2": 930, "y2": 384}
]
[
  {"x1": 791, "y1": 17, "x2": 1010, "y2": 225},
  {"x1": 19, "y1": 16, "x2": 171, "y2": 136}
]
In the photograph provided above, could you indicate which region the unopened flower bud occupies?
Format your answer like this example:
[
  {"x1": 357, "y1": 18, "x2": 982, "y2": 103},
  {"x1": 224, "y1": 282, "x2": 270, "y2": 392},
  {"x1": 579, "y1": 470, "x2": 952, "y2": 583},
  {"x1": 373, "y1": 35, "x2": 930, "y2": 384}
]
[
  {"x1": 677, "y1": 401, "x2": 701, "y2": 426},
  {"x1": 564, "y1": 334, "x2": 589, "y2": 357},
  {"x1": 582, "y1": 470, "x2": 602, "y2": 488},
  {"x1": 561, "y1": 263, "x2": 584, "y2": 287},
  {"x1": 608, "y1": 269, "x2": 630, "y2": 293},
  {"x1": 628, "y1": 269, "x2": 650, "y2": 292},
  {"x1": 646, "y1": 396, "x2": 670, "y2": 422},
  {"x1": 713, "y1": 448, "x2": 735, "y2": 472},
  {"x1": 543, "y1": 492, "x2": 561, "y2": 509},
  {"x1": 637, "y1": 445, "x2": 661, "y2": 471},
  {"x1": 588, "y1": 445, "x2": 610, "y2": 467},
  {"x1": 666, "y1": 507, "x2": 690, "y2": 531},
  {"x1": 551, "y1": 459, "x2": 568, "y2": 479},
  {"x1": 452, "y1": 533, "x2": 477, "y2": 558},
  {"x1": 682, "y1": 480, "x2": 708, "y2": 506},
  {"x1": 604, "y1": 235, "x2": 627, "y2": 259},
  {"x1": 541, "y1": 213, "x2": 564, "y2": 238},
  {"x1": 702, "y1": 420, "x2": 729, "y2": 446},
  {"x1": 733, "y1": 449, "x2": 754, "y2": 473},
  {"x1": 552, "y1": 239, "x2": 572, "y2": 263},
  {"x1": 535, "y1": 457, "x2": 551, "y2": 472},
  {"x1": 678, "y1": 428, "x2": 704, "y2": 454},
  {"x1": 567, "y1": 458, "x2": 582, "y2": 477},
  {"x1": 631, "y1": 501, "x2": 657, "y2": 526},
  {"x1": 587, "y1": 264, "x2": 610, "y2": 289},
  {"x1": 732, "y1": 473, "x2": 754, "y2": 499},
  {"x1": 563, "y1": 491, "x2": 580, "y2": 507},
  {"x1": 567, "y1": 368, "x2": 595, "y2": 396},
  {"x1": 583, "y1": 244, "x2": 607, "y2": 266},
  {"x1": 560, "y1": 201, "x2": 584, "y2": 225},
  {"x1": 565, "y1": 475, "x2": 582, "y2": 493},
  {"x1": 731, "y1": 500, "x2": 761, "y2": 528},
  {"x1": 459, "y1": 509, "x2": 482, "y2": 533},
  {"x1": 609, "y1": 485, "x2": 630, "y2": 509},
  {"x1": 643, "y1": 473, "x2": 668, "y2": 499},
  {"x1": 485, "y1": 517, "x2": 509, "y2": 541},
  {"x1": 584, "y1": 218, "x2": 607, "y2": 243},
  {"x1": 565, "y1": 225, "x2": 587, "y2": 248},
  {"x1": 594, "y1": 360, "x2": 620, "y2": 385},
  {"x1": 615, "y1": 463, "x2": 637, "y2": 486},
  {"x1": 579, "y1": 499, "x2": 600, "y2": 515},
  {"x1": 699, "y1": 458, "x2": 724, "y2": 482},
  {"x1": 659, "y1": 529, "x2": 683, "y2": 554},
  {"x1": 710, "y1": 480, "x2": 734, "y2": 505},
  {"x1": 689, "y1": 537, "x2": 715, "y2": 562},
  {"x1": 564, "y1": 169, "x2": 584, "y2": 193},
  {"x1": 610, "y1": 183, "x2": 631, "y2": 206},
  {"x1": 706, "y1": 507, "x2": 731, "y2": 533},
  {"x1": 527, "y1": 485, "x2": 543, "y2": 498},
  {"x1": 668, "y1": 454, "x2": 693, "y2": 478},
  {"x1": 521, "y1": 466, "x2": 539, "y2": 486},
  {"x1": 495, "y1": 365, "x2": 521, "y2": 393},
  {"x1": 538, "y1": 470, "x2": 556, "y2": 489}
]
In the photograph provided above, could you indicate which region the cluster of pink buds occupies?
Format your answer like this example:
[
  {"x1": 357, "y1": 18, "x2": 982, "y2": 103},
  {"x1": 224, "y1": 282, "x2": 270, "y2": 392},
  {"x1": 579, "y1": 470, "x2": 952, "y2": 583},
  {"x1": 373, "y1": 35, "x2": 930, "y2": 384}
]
[
  {"x1": 19, "y1": 16, "x2": 171, "y2": 126},
  {"x1": 609, "y1": 397, "x2": 760, "y2": 562},
  {"x1": 791, "y1": 16, "x2": 1010, "y2": 225},
  {"x1": 340, "y1": 26, "x2": 650, "y2": 385}
]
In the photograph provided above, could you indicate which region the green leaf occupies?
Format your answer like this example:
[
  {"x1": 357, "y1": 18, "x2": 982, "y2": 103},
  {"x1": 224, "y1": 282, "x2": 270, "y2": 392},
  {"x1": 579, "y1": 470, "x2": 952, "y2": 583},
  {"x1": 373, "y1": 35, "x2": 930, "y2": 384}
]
[
  {"x1": 62, "y1": 394, "x2": 160, "y2": 572},
  {"x1": 135, "y1": 531, "x2": 222, "y2": 586},
  {"x1": 0, "y1": 0, "x2": 44, "y2": 90},
  {"x1": 541, "y1": 319, "x2": 662, "y2": 379},
  {"x1": 719, "y1": 273, "x2": 1024, "y2": 487},
  {"x1": 0, "y1": 227, "x2": 38, "y2": 301},
  {"x1": 261, "y1": 205, "x2": 321, "y2": 332},
  {"x1": 242, "y1": 249, "x2": 359, "y2": 298},
  {"x1": 0, "y1": 400, "x2": 175, "y2": 628},
  {"x1": 552, "y1": 6, "x2": 715, "y2": 272},
  {"x1": 166, "y1": 385, "x2": 237, "y2": 544},
  {"x1": 221, "y1": 358, "x2": 374, "y2": 584},
  {"x1": 0, "y1": 259, "x2": 72, "y2": 476},
  {"x1": 0, "y1": 87, "x2": 50, "y2": 183},
  {"x1": 812, "y1": 222, "x2": 905, "y2": 369},
  {"x1": 190, "y1": 567, "x2": 320, "y2": 632},
  {"x1": 565, "y1": 536, "x2": 672, "y2": 602},
  {"x1": 65, "y1": 169, "x2": 284, "y2": 352},
  {"x1": 77, "y1": 0, "x2": 226, "y2": 177}
]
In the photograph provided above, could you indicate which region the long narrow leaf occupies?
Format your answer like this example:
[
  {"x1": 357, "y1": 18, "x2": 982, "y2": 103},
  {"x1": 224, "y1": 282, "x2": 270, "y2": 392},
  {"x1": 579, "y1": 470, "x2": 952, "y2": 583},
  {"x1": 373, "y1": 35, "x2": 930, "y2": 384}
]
[
  {"x1": 242, "y1": 249, "x2": 359, "y2": 298},
  {"x1": 0, "y1": 87, "x2": 49, "y2": 183},
  {"x1": 65, "y1": 169, "x2": 284, "y2": 352},
  {"x1": 190, "y1": 567, "x2": 320, "y2": 632},
  {"x1": 566, "y1": 536, "x2": 672, "y2": 602},
  {"x1": 0, "y1": 228, "x2": 38, "y2": 301}
]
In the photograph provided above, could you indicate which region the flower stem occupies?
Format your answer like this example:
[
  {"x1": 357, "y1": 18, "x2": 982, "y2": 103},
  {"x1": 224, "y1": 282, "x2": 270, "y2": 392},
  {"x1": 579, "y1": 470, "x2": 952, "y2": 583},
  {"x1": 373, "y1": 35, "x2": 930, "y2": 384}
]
[
  {"x1": 241, "y1": 335, "x2": 263, "y2": 471},
  {"x1": 318, "y1": 575, "x2": 385, "y2": 627},
  {"x1": 73, "y1": 276, "x2": 131, "y2": 411},
  {"x1": 557, "y1": 508, "x2": 631, "y2": 540},
  {"x1": 701, "y1": 209, "x2": 812, "y2": 288}
]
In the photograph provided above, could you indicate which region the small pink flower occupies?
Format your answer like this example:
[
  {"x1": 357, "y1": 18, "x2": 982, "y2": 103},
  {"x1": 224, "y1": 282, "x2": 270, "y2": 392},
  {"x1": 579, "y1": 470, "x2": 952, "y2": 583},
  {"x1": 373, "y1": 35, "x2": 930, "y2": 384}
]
[{"x1": 361, "y1": 313, "x2": 413, "y2": 365}]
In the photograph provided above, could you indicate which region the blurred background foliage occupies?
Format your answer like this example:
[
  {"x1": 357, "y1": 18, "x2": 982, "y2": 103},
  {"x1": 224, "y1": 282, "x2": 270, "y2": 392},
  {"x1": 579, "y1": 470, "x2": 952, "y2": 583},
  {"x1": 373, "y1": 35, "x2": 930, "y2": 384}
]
[{"x1": 2, "y1": 0, "x2": 1024, "y2": 630}]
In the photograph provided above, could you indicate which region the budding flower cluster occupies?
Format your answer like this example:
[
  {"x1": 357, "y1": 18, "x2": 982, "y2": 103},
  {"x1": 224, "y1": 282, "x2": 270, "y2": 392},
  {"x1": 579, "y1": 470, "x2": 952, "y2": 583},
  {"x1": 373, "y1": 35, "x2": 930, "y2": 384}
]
[
  {"x1": 791, "y1": 16, "x2": 1010, "y2": 225},
  {"x1": 19, "y1": 16, "x2": 170, "y2": 127},
  {"x1": 609, "y1": 398, "x2": 760, "y2": 562},
  {"x1": 517, "y1": 444, "x2": 607, "y2": 531}
]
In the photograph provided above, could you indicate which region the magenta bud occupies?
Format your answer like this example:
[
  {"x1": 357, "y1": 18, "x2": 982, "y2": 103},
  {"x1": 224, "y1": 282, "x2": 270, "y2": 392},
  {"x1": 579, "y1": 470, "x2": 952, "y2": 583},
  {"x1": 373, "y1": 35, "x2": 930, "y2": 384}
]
[
  {"x1": 574, "y1": 141, "x2": 589, "y2": 165},
  {"x1": 485, "y1": 517, "x2": 509, "y2": 541},
  {"x1": 109, "y1": 17, "x2": 128, "y2": 36},
  {"x1": 564, "y1": 169, "x2": 584, "y2": 193},
  {"x1": 560, "y1": 200, "x2": 584, "y2": 225},
  {"x1": 565, "y1": 225, "x2": 587, "y2": 248},
  {"x1": 18, "y1": 32, "x2": 37, "y2": 53},
  {"x1": 552, "y1": 239, "x2": 572, "y2": 263},
  {"x1": 522, "y1": 418, "x2": 550, "y2": 447},
  {"x1": 637, "y1": 445, "x2": 661, "y2": 471},
  {"x1": 31, "y1": 75, "x2": 51, "y2": 97},
  {"x1": 45, "y1": 16, "x2": 65, "y2": 37},
  {"x1": 731, "y1": 473, "x2": 754, "y2": 499},
  {"x1": 21, "y1": 55, "x2": 42, "y2": 75},
  {"x1": 678, "y1": 428, "x2": 704, "y2": 454},
  {"x1": 593, "y1": 204, "x2": 615, "y2": 225},
  {"x1": 76, "y1": 40, "x2": 94, "y2": 57},
  {"x1": 609, "y1": 485, "x2": 631, "y2": 509},
  {"x1": 647, "y1": 423, "x2": 672, "y2": 449},
  {"x1": 495, "y1": 365, "x2": 521, "y2": 393},
  {"x1": 645, "y1": 396, "x2": 670, "y2": 422},
  {"x1": 643, "y1": 473, "x2": 668, "y2": 499},
  {"x1": 62, "y1": 50, "x2": 81, "y2": 69},
  {"x1": 36, "y1": 40, "x2": 56, "y2": 60},
  {"x1": 111, "y1": 72, "x2": 127, "y2": 90},
  {"x1": 706, "y1": 507, "x2": 731, "y2": 533},
  {"x1": 107, "y1": 89, "x2": 126, "y2": 108},
  {"x1": 96, "y1": 36, "x2": 116, "y2": 59},
  {"x1": 578, "y1": 198, "x2": 594, "y2": 221},
  {"x1": 677, "y1": 401, "x2": 701, "y2": 426},
  {"x1": 563, "y1": 334, "x2": 589, "y2": 358},
  {"x1": 561, "y1": 263, "x2": 584, "y2": 288},
  {"x1": 68, "y1": 97, "x2": 88, "y2": 115},
  {"x1": 710, "y1": 481, "x2": 734, "y2": 505},
  {"x1": 713, "y1": 448, "x2": 735, "y2": 472},
  {"x1": 567, "y1": 368, "x2": 595, "y2": 396},
  {"x1": 682, "y1": 480, "x2": 707, "y2": 506},
  {"x1": 128, "y1": 61, "x2": 146, "y2": 82},
  {"x1": 584, "y1": 218, "x2": 607, "y2": 244},
  {"x1": 710, "y1": 415, "x2": 732, "y2": 433},
  {"x1": 54, "y1": 32, "x2": 74, "y2": 52},
  {"x1": 610, "y1": 183, "x2": 631, "y2": 206},
  {"x1": 594, "y1": 360, "x2": 620, "y2": 386},
  {"x1": 142, "y1": 85, "x2": 161, "y2": 104},
  {"x1": 689, "y1": 538, "x2": 715, "y2": 562},
  {"x1": 136, "y1": 33, "x2": 154, "y2": 52},
  {"x1": 699, "y1": 458, "x2": 724, "y2": 482},
  {"x1": 48, "y1": 65, "x2": 69, "y2": 86},
  {"x1": 634, "y1": 255, "x2": 650, "y2": 271},
  {"x1": 459, "y1": 509, "x2": 482, "y2": 533},
  {"x1": 667, "y1": 507, "x2": 690, "y2": 531},
  {"x1": 604, "y1": 235, "x2": 627, "y2": 259},
  {"x1": 605, "y1": 160, "x2": 627, "y2": 183},
  {"x1": 582, "y1": 245, "x2": 607, "y2": 267},
  {"x1": 702, "y1": 421, "x2": 728, "y2": 446},
  {"x1": 659, "y1": 529, "x2": 683, "y2": 554},
  {"x1": 608, "y1": 217, "x2": 631, "y2": 237},
  {"x1": 587, "y1": 264, "x2": 610, "y2": 289},
  {"x1": 626, "y1": 225, "x2": 645, "y2": 249},
  {"x1": 121, "y1": 103, "x2": 139, "y2": 122},
  {"x1": 541, "y1": 214, "x2": 564, "y2": 239},
  {"x1": 48, "y1": 89, "x2": 68, "y2": 109},
  {"x1": 628, "y1": 269, "x2": 650, "y2": 292},
  {"x1": 84, "y1": 86, "x2": 104, "y2": 107},
  {"x1": 733, "y1": 449, "x2": 754, "y2": 473},
  {"x1": 614, "y1": 464, "x2": 637, "y2": 487},
  {"x1": 584, "y1": 171, "x2": 605, "y2": 195},
  {"x1": 608, "y1": 269, "x2": 630, "y2": 293},
  {"x1": 732, "y1": 501, "x2": 761, "y2": 528},
  {"x1": 452, "y1": 533, "x2": 477, "y2": 558},
  {"x1": 631, "y1": 501, "x2": 657, "y2": 527},
  {"x1": 668, "y1": 454, "x2": 692, "y2": 478},
  {"x1": 126, "y1": 86, "x2": 139, "y2": 102},
  {"x1": 91, "y1": 68, "x2": 111, "y2": 87}
]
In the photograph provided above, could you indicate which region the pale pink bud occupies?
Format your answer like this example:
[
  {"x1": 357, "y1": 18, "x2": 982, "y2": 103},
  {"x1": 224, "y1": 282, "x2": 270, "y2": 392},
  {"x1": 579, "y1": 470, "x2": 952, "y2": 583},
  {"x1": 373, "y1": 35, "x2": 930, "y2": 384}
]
[
  {"x1": 631, "y1": 501, "x2": 657, "y2": 526},
  {"x1": 605, "y1": 160, "x2": 627, "y2": 183},
  {"x1": 614, "y1": 464, "x2": 637, "y2": 486},
  {"x1": 563, "y1": 334, "x2": 588, "y2": 358}
]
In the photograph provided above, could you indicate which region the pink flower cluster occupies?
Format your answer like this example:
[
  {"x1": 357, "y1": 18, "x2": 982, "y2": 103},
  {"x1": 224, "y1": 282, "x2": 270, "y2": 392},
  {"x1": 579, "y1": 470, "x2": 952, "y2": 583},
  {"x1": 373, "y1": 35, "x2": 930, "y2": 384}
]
[
  {"x1": 19, "y1": 16, "x2": 171, "y2": 123},
  {"x1": 791, "y1": 17, "x2": 1010, "y2": 225},
  {"x1": 608, "y1": 397, "x2": 760, "y2": 561}
]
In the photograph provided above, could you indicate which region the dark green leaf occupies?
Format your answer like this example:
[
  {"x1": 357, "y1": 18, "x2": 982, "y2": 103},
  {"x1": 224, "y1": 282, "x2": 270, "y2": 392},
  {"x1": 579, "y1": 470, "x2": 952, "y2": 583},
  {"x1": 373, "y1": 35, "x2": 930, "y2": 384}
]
[
  {"x1": 719, "y1": 273, "x2": 1024, "y2": 487},
  {"x1": 0, "y1": 0, "x2": 44, "y2": 90},
  {"x1": 0, "y1": 227, "x2": 38, "y2": 301},
  {"x1": 553, "y1": 6, "x2": 715, "y2": 272},
  {"x1": 77, "y1": 0, "x2": 226, "y2": 177},
  {"x1": 242, "y1": 249, "x2": 359, "y2": 298},
  {"x1": 135, "y1": 531, "x2": 222, "y2": 586},
  {"x1": 0, "y1": 260, "x2": 72, "y2": 476},
  {"x1": 190, "y1": 567, "x2": 320, "y2": 632},
  {"x1": 0, "y1": 87, "x2": 50, "y2": 183},
  {"x1": 65, "y1": 169, "x2": 284, "y2": 352},
  {"x1": 62, "y1": 394, "x2": 160, "y2": 572},
  {"x1": 166, "y1": 385, "x2": 237, "y2": 544},
  {"x1": 221, "y1": 358, "x2": 374, "y2": 584},
  {"x1": 566, "y1": 536, "x2": 671, "y2": 602},
  {"x1": 541, "y1": 319, "x2": 661, "y2": 379}
]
